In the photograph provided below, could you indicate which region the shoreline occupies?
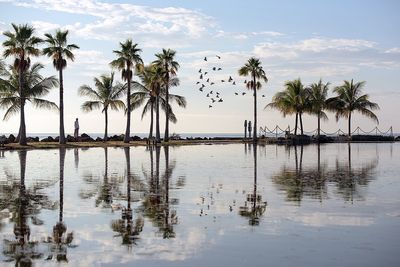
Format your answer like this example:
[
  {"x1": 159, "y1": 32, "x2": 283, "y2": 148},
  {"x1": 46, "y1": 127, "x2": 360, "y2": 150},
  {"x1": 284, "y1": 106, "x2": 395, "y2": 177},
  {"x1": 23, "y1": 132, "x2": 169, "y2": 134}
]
[{"x1": 0, "y1": 138, "x2": 397, "y2": 151}]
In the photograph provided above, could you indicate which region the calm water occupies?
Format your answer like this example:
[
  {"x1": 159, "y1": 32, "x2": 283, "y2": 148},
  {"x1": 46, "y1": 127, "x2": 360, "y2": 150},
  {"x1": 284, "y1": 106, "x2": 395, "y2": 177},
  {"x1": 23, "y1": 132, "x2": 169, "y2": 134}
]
[{"x1": 0, "y1": 143, "x2": 399, "y2": 267}]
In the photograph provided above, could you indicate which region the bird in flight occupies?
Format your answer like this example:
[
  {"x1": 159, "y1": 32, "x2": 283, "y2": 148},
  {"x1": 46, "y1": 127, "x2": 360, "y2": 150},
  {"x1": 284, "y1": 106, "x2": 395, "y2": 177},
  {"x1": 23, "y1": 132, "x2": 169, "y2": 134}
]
[
  {"x1": 228, "y1": 76, "x2": 233, "y2": 82},
  {"x1": 242, "y1": 92, "x2": 246, "y2": 95},
  {"x1": 262, "y1": 95, "x2": 265, "y2": 97},
  {"x1": 217, "y1": 67, "x2": 222, "y2": 71},
  {"x1": 244, "y1": 80, "x2": 247, "y2": 83},
  {"x1": 206, "y1": 78, "x2": 210, "y2": 82},
  {"x1": 221, "y1": 80, "x2": 225, "y2": 82},
  {"x1": 209, "y1": 105, "x2": 212, "y2": 108},
  {"x1": 211, "y1": 98, "x2": 216, "y2": 103},
  {"x1": 216, "y1": 55, "x2": 221, "y2": 59},
  {"x1": 196, "y1": 81, "x2": 200, "y2": 84},
  {"x1": 209, "y1": 90, "x2": 213, "y2": 94},
  {"x1": 232, "y1": 81, "x2": 236, "y2": 85},
  {"x1": 200, "y1": 74, "x2": 203, "y2": 79},
  {"x1": 199, "y1": 88, "x2": 203, "y2": 92},
  {"x1": 212, "y1": 67, "x2": 216, "y2": 71},
  {"x1": 204, "y1": 71, "x2": 208, "y2": 75},
  {"x1": 199, "y1": 69, "x2": 202, "y2": 73},
  {"x1": 204, "y1": 57, "x2": 207, "y2": 61},
  {"x1": 218, "y1": 99, "x2": 223, "y2": 102},
  {"x1": 206, "y1": 93, "x2": 210, "y2": 97},
  {"x1": 210, "y1": 82, "x2": 215, "y2": 85},
  {"x1": 235, "y1": 92, "x2": 238, "y2": 95}
]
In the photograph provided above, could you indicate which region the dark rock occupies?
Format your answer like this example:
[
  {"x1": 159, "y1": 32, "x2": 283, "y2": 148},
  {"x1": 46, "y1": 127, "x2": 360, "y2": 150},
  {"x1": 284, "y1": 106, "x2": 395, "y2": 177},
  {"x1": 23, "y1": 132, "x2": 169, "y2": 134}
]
[
  {"x1": 95, "y1": 137, "x2": 103, "y2": 142},
  {"x1": 66, "y1": 135, "x2": 76, "y2": 142},
  {"x1": 395, "y1": 136, "x2": 400, "y2": 141},
  {"x1": 54, "y1": 136, "x2": 59, "y2": 142},
  {"x1": 80, "y1": 134, "x2": 94, "y2": 142},
  {"x1": 8, "y1": 134, "x2": 16, "y2": 143},
  {"x1": 109, "y1": 134, "x2": 123, "y2": 141},
  {"x1": 131, "y1": 135, "x2": 141, "y2": 141},
  {"x1": 81, "y1": 133, "x2": 90, "y2": 138},
  {"x1": 41, "y1": 136, "x2": 55, "y2": 142},
  {"x1": 27, "y1": 137, "x2": 39, "y2": 142},
  {"x1": 351, "y1": 135, "x2": 394, "y2": 142},
  {"x1": 0, "y1": 135, "x2": 8, "y2": 145}
]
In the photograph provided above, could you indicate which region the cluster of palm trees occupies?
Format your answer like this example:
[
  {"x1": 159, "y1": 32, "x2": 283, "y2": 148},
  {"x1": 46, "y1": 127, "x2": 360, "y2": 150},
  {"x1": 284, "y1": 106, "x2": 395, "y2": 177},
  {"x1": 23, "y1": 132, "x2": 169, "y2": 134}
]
[
  {"x1": 0, "y1": 23, "x2": 78, "y2": 145},
  {"x1": 0, "y1": 23, "x2": 186, "y2": 145},
  {"x1": 266, "y1": 78, "x2": 380, "y2": 138}
]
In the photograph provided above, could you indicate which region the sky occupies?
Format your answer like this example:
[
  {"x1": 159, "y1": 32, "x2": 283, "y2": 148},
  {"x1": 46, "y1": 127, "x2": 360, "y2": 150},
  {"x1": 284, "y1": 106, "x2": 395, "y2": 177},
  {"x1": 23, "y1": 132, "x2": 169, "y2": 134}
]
[{"x1": 0, "y1": 0, "x2": 399, "y2": 135}]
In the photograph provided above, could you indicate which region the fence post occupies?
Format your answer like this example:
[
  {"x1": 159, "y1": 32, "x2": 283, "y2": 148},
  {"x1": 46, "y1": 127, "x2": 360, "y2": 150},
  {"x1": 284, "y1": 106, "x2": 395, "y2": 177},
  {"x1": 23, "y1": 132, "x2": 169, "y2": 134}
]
[
  {"x1": 376, "y1": 127, "x2": 378, "y2": 136},
  {"x1": 390, "y1": 126, "x2": 393, "y2": 137},
  {"x1": 275, "y1": 125, "x2": 278, "y2": 138}
]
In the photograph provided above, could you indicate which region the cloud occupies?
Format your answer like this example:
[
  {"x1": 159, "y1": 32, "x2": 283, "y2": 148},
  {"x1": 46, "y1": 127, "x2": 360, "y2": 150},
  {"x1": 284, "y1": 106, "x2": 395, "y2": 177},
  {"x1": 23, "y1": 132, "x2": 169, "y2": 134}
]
[
  {"x1": 9, "y1": 0, "x2": 214, "y2": 42},
  {"x1": 385, "y1": 47, "x2": 400, "y2": 54}
]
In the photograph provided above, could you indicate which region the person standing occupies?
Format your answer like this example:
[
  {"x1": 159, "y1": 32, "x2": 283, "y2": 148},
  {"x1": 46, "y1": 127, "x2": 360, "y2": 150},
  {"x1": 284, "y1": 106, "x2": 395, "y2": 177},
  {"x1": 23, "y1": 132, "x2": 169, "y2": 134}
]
[
  {"x1": 74, "y1": 118, "x2": 79, "y2": 139},
  {"x1": 244, "y1": 120, "x2": 248, "y2": 139},
  {"x1": 248, "y1": 121, "x2": 252, "y2": 139}
]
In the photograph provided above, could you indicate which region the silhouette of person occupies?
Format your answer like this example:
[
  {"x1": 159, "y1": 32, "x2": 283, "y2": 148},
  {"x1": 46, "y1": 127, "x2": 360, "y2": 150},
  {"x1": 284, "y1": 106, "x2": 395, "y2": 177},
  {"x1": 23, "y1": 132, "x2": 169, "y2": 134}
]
[
  {"x1": 244, "y1": 120, "x2": 248, "y2": 139},
  {"x1": 74, "y1": 118, "x2": 79, "y2": 139},
  {"x1": 248, "y1": 121, "x2": 252, "y2": 139}
]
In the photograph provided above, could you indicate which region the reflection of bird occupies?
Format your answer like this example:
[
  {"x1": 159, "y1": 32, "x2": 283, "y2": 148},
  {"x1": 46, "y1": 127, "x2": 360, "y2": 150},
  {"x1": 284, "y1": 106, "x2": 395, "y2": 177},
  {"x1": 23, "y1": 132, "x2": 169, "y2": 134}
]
[
  {"x1": 218, "y1": 99, "x2": 223, "y2": 102},
  {"x1": 235, "y1": 92, "x2": 238, "y2": 95},
  {"x1": 204, "y1": 57, "x2": 207, "y2": 61},
  {"x1": 200, "y1": 74, "x2": 203, "y2": 79},
  {"x1": 209, "y1": 105, "x2": 212, "y2": 108},
  {"x1": 216, "y1": 55, "x2": 221, "y2": 59},
  {"x1": 242, "y1": 92, "x2": 246, "y2": 95}
]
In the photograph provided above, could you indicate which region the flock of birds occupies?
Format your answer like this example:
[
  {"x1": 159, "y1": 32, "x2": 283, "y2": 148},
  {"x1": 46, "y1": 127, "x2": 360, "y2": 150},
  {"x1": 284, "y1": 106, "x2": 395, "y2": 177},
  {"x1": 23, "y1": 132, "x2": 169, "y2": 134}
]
[{"x1": 196, "y1": 55, "x2": 266, "y2": 108}]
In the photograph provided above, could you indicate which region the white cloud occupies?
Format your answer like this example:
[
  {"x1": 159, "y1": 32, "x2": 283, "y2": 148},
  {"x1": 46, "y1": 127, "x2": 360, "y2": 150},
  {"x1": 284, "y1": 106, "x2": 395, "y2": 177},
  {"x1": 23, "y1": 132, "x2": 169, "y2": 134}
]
[
  {"x1": 31, "y1": 20, "x2": 60, "y2": 35},
  {"x1": 10, "y1": 0, "x2": 214, "y2": 41},
  {"x1": 385, "y1": 47, "x2": 400, "y2": 54}
]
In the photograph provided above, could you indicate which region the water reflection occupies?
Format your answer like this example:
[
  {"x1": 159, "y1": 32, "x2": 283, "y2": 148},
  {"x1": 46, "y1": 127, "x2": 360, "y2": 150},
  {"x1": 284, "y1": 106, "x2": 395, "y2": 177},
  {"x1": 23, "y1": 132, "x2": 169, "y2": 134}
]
[
  {"x1": 239, "y1": 144, "x2": 267, "y2": 225},
  {"x1": 2, "y1": 151, "x2": 53, "y2": 265},
  {"x1": 141, "y1": 146, "x2": 178, "y2": 238},
  {"x1": 111, "y1": 147, "x2": 144, "y2": 247},
  {"x1": 272, "y1": 143, "x2": 378, "y2": 203}
]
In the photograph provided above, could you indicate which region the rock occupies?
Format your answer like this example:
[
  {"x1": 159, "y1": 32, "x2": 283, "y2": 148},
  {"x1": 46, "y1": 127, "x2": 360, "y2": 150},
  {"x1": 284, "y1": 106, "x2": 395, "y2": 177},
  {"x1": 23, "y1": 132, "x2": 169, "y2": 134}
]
[
  {"x1": 0, "y1": 135, "x2": 8, "y2": 145},
  {"x1": 80, "y1": 134, "x2": 94, "y2": 142},
  {"x1": 109, "y1": 135, "x2": 123, "y2": 141},
  {"x1": 41, "y1": 136, "x2": 55, "y2": 142},
  {"x1": 26, "y1": 137, "x2": 39, "y2": 142},
  {"x1": 395, "y1": 136, "x2": 400, "y2": 141},
  {"x1": 8, "y1": 134, "x2": 16, "y2": 143},
  {"x1": 131, "y1": 135, "x2": 141, "y2": 141},
  {"x1": 95, "y1": 137, "x2": 103, "y2": 142},
  {"x1": 66, "y1": 135, "x2": 76, "y2": 142},
  {"x1": 81, "y1": 133, "x2": 90, "y2": 138},
  {"x1": 54, "y1": 136, "x2": 60, "y2": 142}
]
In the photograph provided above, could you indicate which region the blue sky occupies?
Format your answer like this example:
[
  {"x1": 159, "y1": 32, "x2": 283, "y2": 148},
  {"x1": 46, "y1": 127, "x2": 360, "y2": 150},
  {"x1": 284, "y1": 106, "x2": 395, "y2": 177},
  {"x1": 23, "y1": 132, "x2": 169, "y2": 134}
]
[{"x1": 0, "y1": 0, "x2": 399, "y2": 135}]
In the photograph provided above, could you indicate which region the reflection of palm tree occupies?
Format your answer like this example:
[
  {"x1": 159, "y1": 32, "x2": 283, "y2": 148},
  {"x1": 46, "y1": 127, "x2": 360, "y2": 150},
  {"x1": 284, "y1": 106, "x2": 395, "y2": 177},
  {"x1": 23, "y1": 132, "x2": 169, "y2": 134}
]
[
  {"x1": 239, "y1": 144, "x2": 267, "y2": 225},
  {"x1": 96, "y1": 147, "x2": 113, "y2": 207},
  {"x1": 3, "y1": 150, "x2": 43, "y2": 264},
  {"x1": 111, "y1": 147, "x2": 144, "y2": 246},
  {"x1": 46, "y1": 148, "x2": 74, "y2": 262},
  {"x1": 272, "y1": 144, "x2": 377, "y2": 203}
]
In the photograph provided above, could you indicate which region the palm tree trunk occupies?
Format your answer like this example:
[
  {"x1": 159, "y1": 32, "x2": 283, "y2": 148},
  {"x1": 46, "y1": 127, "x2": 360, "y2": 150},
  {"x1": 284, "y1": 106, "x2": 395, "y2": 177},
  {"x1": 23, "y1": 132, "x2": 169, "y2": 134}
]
[
  {"x1": 149, "y1": 102, "x2": 154, "y2": 139},
  {"x1": 348, "y1": 112, "x2": 352, "y2": 138},
  {"x1": 18, "y1": 66, "x2": 27, "y2": 146},
  {"x1": 164, "y1": 70, "x2": 170, "y2": 142},
  {"x1": 59, "y1": 68, "x2": 66, "y2": 144},
  {"x1": 299, "y1": 112, "x2": 304, "y2": 135},
  {"x1": 156, "y1": 94, "x2": 161, "y2": 143},
  {"x1": 317, "y1": 113, "x2": 321, "y2": 139},
  {"x1": 124, "y1": 147, "x2": 131, "y2": 210},
  {"x1": 124, "y1": 72, "x2": 131, "y2": 143},
  {"x1": 104, "y1": 108, "x2": 108, "y2": 141},
  {"x1": 252, "y1": 74, "x2": 257, "y2": 143},
  {"x1": 294, "y1": 112, "x2": 298, "y2": 135}
]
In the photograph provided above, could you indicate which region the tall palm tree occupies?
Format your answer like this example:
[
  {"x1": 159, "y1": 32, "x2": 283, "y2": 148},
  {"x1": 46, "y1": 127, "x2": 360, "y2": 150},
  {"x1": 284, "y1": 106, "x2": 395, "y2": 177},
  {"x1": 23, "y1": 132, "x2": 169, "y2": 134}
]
[
  {"x1": 306, "y1": 79, "x2": 330, "y2": 139},
  {"x1": 110, "y1": 39, "x2": 143, "y2": 143},
  {"x1": 153, "y1": 49, "x2": 180, "y2": 142},
  {"x1": 2, "y1": 23, "x2": 42, "y2": 145},
  {"x1": 238, "y1": 58, "x2": 268, "y2": 142},
  {"x1": 43, "y1": 29, "x2": 79, "y2": 144},
  {"x1": 327, "y1": 79, "x2": 379, "y2": 137},
  {"x1": 79, "y1": 72, "x2": 126, "y2": 141},
  {"x1": 265, "y1": 79, "x2": 307, "y2": 135},
  {"x1": 131, "y1": 65, "x2": 186, "y2": 140},
  {"x1": 0, "y1": 63, "x2": 58, "y2": 134}
]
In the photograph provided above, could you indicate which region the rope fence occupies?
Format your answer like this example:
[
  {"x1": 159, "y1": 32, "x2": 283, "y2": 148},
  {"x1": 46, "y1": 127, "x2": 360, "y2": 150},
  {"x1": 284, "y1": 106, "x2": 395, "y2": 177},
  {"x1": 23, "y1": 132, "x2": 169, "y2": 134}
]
[{"x1": 259, "y1": 125, "x2": 394, "y2": 138}]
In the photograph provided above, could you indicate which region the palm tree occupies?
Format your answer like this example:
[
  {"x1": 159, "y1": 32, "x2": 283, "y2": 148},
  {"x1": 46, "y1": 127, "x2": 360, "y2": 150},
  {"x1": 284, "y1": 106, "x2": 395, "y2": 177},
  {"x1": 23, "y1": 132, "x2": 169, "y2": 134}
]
[
  {"x1": 2, "y1": 23, "x2": 42, "y2": 145},
  {"x1": 43, "y1": 29, "x2": 79, "y2": 145},
  {"x1": 327, "y1": 79, "x2": 379, "y2": 137},
  {"x1": 0, "y1": 63, "x2": 58, "y2": 135},
  {"x1": 238, "y1": 58, "x2": 268, "y2": 142},
  {"x1": 79, "y1": 72, "x2": 126, "y2": 141},
  {"x1": 110, "y1": 39, "x2": 143, "y2": 143},
  {"x1": 306, "y1": 80, "x2": 330, "y2": 139},
  {"x1": 265, "y1": 79, "x2": 307, "y2": 135},
  {"x1": 153, "y1": 49, "x2": 180, "y2": 142},
  {"x1": 131, "y1": 65, "x2": 186, "y2": 140}
]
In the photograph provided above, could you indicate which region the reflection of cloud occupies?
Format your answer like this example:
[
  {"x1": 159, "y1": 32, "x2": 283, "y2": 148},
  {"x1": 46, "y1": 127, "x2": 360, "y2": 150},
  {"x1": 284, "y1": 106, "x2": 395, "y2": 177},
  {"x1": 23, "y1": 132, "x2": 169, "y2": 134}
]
[{"x1": 290, "y1": 212, "x2": 374, "y2": 227}]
